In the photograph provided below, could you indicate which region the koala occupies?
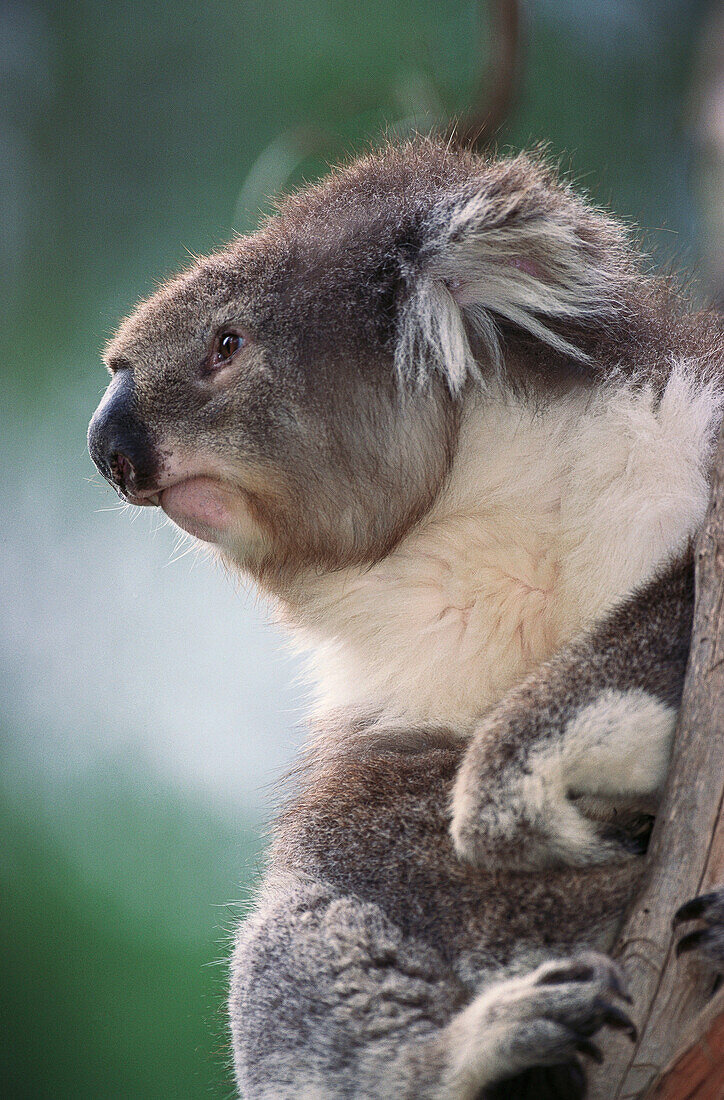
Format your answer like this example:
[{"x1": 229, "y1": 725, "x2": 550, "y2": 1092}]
[{"x1": 88, "y1": 139, "x2": 724, "y2": 1098}]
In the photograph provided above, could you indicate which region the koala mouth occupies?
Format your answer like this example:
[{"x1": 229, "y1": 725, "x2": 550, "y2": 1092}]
[{"x1": 158, "y1": 476, "x2": 236, "y2": 542}]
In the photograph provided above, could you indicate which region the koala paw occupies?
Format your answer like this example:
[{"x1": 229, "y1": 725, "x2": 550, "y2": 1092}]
[
  {"x1": 450, "y1": 727, "x2": 656, "y2": 872},
  {"x1": 673, "y1": 887, "x2": 724, "y2": 966},
  {"x1": 595, "y1": 812, "x2": 655, "y2": 858},
  {"x1": 478, "y1": 952, "x2": 636, "y2": 1085},
  {"x1": 450, "y1": 769, "x2": 644, "y2": 871}
]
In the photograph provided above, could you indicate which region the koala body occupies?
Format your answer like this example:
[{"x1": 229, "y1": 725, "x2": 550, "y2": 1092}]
[
  {"x1": 294, "y1": 370, "x2": 712, "y2": 730},
  {"x1": 89, "y1": 140, "x2": 724, "y2": 1097}
]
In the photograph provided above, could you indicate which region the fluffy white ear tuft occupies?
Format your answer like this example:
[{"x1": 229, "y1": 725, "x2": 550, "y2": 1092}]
[
  {"x1": 394, "y1": 153, "x2": 637, "y2": 393},
  {"x1": 394, "y1": 276, "x2": 486, "y2": 393}
]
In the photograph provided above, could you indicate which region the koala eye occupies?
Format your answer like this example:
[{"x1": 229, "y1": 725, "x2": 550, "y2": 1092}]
[{"x1": 211, "y1": 330, "x2": 246, "y2": 369}]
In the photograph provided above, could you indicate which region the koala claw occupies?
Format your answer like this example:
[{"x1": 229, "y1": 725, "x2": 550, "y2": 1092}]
[
  {"x1": 574, "y1": 1035, "x2": 604, "y2": 1063},
  {"x1": 590, "y1": 997, "x2": 638, "y2": 1039},
  {"x1": 676, "y1": 928, "x2": 713, "y2": 958},
  {"x1": 492, "y1": 952, "x2": 637, "y2": 1077},
  {"x1": 468, "y1": 953, "x2": 637, "y2": 1100},
  {"x1": 530, "y1": 955, "x2": 638, "y2": 1047},
  {"x1": 556, "y1": 999, "x2": 637, "y2": 1066},
  {"x1": 673, "y1": 887, "x2": 724, "y2": 965},
  {"x1": 599, "y1": 814, "x2": 655, "y2": 858},
  {"x1": 536, "y1": 956, "x2": 633, "y2": 1005},
  {"x1": 673, "y1": 890, "x2": 721, "y2": 926}
]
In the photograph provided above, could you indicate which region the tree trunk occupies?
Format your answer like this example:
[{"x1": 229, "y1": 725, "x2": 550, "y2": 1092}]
[
  {"x1": 642, "y1": 986, "x2": 724, "y2": 1099},
  {"x1": 587, "y1": 423, "x2": 724, "y2": 1099}
]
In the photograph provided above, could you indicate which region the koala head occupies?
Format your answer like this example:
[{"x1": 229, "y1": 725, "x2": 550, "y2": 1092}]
[{"x1": 88, "y1": 139, "x2": 636, "y2": 590}]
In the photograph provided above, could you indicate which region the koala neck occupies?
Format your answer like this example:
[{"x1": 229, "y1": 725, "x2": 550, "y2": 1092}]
[{"x1": 278, "y1": 364, "x2": 719, "y2": 734}]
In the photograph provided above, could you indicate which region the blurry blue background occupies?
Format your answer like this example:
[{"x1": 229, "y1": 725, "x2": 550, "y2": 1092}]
[{"x1": 1, "y1": 1, "x2": 720, "y2": 1095}]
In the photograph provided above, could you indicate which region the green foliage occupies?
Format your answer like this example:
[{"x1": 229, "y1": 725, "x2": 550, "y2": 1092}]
[
  {"x1": 0, "y1": 770, "x2": 262, "y2": 1098},
  {"x1": 4, "y1": 1, "x2": 702, "y2": 408}
]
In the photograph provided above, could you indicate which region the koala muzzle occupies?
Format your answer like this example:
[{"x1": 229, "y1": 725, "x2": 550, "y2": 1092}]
[{"x1": 88, "y1": 368, "x2": 157, "y2": 502}]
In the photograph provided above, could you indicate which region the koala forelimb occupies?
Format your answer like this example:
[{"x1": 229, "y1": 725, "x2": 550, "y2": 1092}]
[{"x1": 451, "y1": 554, "x2": 694, "y2": 872}]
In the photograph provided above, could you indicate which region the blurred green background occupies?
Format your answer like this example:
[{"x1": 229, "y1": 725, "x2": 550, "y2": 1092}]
[{"x1": 1, "y1": 1, "x2": 719, "y2": 1096}]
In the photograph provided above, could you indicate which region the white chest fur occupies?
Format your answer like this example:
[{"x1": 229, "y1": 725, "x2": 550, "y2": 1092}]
[{"x1": 285, "y1": 365, "x2": 720, "y2": 731}]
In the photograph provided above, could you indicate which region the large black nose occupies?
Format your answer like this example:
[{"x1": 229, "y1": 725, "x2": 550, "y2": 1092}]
[{"x1": 88, "y1": 368, "x2": 156, "y2": 497}]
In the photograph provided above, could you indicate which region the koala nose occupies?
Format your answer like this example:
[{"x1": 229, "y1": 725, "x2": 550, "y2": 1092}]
[{"x1": 88, "y1": 368, "x2": 156, "y2": 497}]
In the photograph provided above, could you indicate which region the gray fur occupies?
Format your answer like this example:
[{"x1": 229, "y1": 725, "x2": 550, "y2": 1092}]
[
  {"x1": 86, "y1": 138, "x2": 724, "y2": 1097},
  {"x1": 229, "y1": 563, "x2": 688, "y2": 1098},
  {"x1": 451, "y1": 556, "x2": 694, "y2": 872}
]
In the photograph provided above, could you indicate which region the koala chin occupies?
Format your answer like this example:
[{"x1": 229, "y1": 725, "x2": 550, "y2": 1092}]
[{"x1": 89, "y1": 139, "x2": 724, "y2": 1098}]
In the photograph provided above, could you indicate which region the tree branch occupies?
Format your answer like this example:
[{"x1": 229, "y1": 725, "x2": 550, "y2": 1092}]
[
  {"x1": 642, "y1": 986, "x2": 724, "y2": 1098},
  {"x1": 452, "y1": 0, "x2": 521, "y2": 150}
]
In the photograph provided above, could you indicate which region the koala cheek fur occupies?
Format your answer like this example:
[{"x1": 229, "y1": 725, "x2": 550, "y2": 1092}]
[{"x1": 91, "y1": 138, "x2": 724, "y2": 1098}]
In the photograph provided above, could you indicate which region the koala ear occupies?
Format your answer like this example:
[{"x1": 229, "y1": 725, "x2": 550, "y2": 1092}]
[{"x1": 394, "y1": 154, "x2": 635, "y2": 393}]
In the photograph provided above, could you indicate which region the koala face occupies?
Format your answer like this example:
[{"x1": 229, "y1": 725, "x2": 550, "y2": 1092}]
[
  {"x1": 89, "y1": 229, "x2": 458, "y2": 585},
  {"x1": 89, "y1": 140, "x2": 635, "y2": 587}
]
